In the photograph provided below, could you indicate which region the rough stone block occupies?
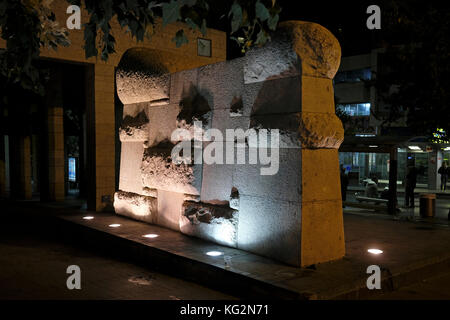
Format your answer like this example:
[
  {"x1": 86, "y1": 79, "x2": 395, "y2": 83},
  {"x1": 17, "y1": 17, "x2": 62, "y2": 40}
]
[
  {"x1": 156, "y1": 189, "x2": 185, "y2": 231},
  {"x1": 141, "y1": 142, "x2": 202, "y2": 195},
  {"x1": 298, "y1": 112, "x2": 344, "y2": 149},
  {"x1": 114, "y1": 191, "x2": 157, "y2": 224},
  {"x1": 246, "y1": 77, "x2": 301, "y2": 116},
  {"x1": 232, "y1": 147, "x2": 302, "y2": 203},
  {"x1": 170, "y1": 68, "x2": 198, "y2": 105},
  {"x1": 146, "y1": 103, "x2": 180, "y2": 147},
  {"x1": 301, "y1": 149, "x2": 342, "y2": 202},
  {"x1": 237, "y1": 195, "x2": 301, "y2": 266},
  {"x1": 119, "y1": 105, "x2": 150, "y2": 142},
  {"x1": 118, "y1": 141, "x2": 145, "y2": 194},
  {"x1": 198, "y1": 58, "x2": 244, "y2": 110},
  {"x1": 200, "y1": 160, "x2": 234, "y2": 203},
  {"x1": 301, "y1": 199, "x2": 345, "y2": 267},
  {"x1": 180, "y1": 201, "x2": 238, "y2": 247},
  {"x1": 301, "y1": 76, "x2": 335, "y2": 113}
]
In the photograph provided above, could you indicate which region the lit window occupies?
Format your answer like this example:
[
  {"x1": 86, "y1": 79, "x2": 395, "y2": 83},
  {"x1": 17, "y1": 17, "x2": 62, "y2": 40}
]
[
  {"x1": 337, "y1": 103, "x2": 371, "y2": 116},
  {"x1": 334, "y1": 68, "x2": 372, "y2": 84}
]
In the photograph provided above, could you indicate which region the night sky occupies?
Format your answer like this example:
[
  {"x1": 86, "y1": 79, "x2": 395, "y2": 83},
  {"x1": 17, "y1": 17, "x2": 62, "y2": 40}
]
[{"x1": 208, "y1": 0, "x2": 384, "y2": 59}]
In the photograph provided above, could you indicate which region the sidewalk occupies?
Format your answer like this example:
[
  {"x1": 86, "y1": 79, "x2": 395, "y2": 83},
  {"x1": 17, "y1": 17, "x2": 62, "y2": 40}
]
[
  {"x1": 2, "y1": 200, "x2": 450, "y2": 299},
  {"x1": 348, "y1": 186, "x2": 450, "y2": 198}
]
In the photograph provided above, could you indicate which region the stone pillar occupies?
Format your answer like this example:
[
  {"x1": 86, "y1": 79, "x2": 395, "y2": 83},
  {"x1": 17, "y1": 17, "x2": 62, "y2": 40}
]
[
  {"x1": 0, "y1": 108, "x2": 6, "y2": 198},
  {"x1": 388, "y1": 147, "x2": 398, "y2": 214},
  {"x1": 0, "y1": 133, "x2": 6, "y2": 198},
  {"x1": 43, "y1": 67, "x2": 65, "y2": 201},
  {"x1": 428, "y1": 150, "x2": 438, "y2": 190},
  {"x1": 92, "y1": 63, "x2": 116, "y2": 211},
  {"x1": 47, "y1": 107, "x2": 65, "y2": 200},
  {"x1": 299, "y1": 76, "x2": 345, "y2": 266},
  {"x1": 9, "y1": 134, "x2": 32, "y2": 199}
]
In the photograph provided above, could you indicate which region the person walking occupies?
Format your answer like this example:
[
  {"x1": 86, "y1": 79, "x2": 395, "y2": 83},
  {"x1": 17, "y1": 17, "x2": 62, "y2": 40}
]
[
  {"x1": 438, "y1": 162, "x2": 448, "y2": 191},
  {"x1": 340, "y1": 165, "x2": 349, "y2": 206},
  {"x1": 405, "y1": 165, "x2": 419, "y2": 208}
]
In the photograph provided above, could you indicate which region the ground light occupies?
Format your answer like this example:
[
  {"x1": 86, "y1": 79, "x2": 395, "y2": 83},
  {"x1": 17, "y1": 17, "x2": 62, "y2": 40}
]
[
  {"x1": 368, "y1": 249, "x2": 383, "y2": 255},
  {"x1": 109, "y1": 224, "x2": 121, "y2": 228},
  {"x1": 206, "y1": 251, "x2": 223, "y2": 257},
  {"x1": 143, "y1": 234, "x2": 159, "y2": 238},
  {"x1": 83, "y1": 216, "x2": 94, "y2": 220}
]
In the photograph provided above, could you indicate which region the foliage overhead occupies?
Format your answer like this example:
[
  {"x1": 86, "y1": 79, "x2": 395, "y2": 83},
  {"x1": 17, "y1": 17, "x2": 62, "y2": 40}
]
[
  {"x1": 0, "y1": 0, "x2": 280, "y2": 99},
  {"x1": 372, "y1": 0, "x2": 450, "y2": 140}
]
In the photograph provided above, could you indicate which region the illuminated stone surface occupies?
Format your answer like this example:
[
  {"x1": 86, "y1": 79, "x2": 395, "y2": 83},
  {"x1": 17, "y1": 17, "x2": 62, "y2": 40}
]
[
  {"x1": 114, "y1": 20, "x2": 345, "y2": 267},
  {"x1": 114, "y1": 191, "x2": 157, "y2": 224},
  {"x1": 180, "y1": 202, "x2": 238, "y2": 247}
]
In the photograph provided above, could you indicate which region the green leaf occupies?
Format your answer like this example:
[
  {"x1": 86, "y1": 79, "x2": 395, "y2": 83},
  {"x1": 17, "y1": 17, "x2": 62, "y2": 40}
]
[
  {"x1": 228, "y1": 2, "x2": 243, "y2": 34},
  {"x1": 255, "y1": 1, "x2": 270, "y2": 22},
  {"x1": 180, "y1": 0, "x2": 197, "y2": 7},
  {"x1": 185, "y1": 17, "x2": 198, "y2": 30},
  {"x1": 267, "y1": 13, "x2": 279, "y2": 30},
  {"x1": 162, "y1": 0, "x2": 181, "y2": 27},
  {"x1": 200, "y1": 19, "x2": 207, "y2": 36},
  {"x1": 172, "y1": 29, "x2": 189, "y2": 47},
  {"x1": 255, "y1": 29, "x2": 268, "y2": 46}
]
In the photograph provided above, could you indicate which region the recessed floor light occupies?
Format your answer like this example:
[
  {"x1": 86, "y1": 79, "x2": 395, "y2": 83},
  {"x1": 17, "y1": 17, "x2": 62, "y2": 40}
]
[
  {"x1": 368, "y1": 249, "x2": 383, "y2": 255},
  {"x1": 109, "y1": 224, "x2": 121, "y2": 228},
  {"x1": 83, "y1": 216, "x2": 94, "y2": 220},
  {"x1": 143, "y1": 234, "x2": 159, "y2": 238},
  {"x1": 206, "y1": 251, "x2": 223, "y2": 257}
]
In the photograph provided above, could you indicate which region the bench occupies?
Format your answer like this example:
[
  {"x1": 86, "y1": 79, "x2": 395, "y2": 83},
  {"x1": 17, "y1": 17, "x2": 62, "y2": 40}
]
[{"x1": 355, "y1": 196, "x2": 389, "y2": 205}]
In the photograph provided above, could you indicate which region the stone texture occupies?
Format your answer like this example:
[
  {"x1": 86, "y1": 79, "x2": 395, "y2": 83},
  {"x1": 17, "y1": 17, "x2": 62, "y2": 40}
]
[
  {"x1": 232, "y1": 147, "x2": 302, "y2": 203},
  {"x1": 116, "y1": 50, "x2": 171, "y2": 105},
  {"x1": 237, "y1": 195, "x2": 301, "y2": 266},
  {"x1": 198, "y1": 58, "x2": 245, "y2": 111},
  {"x1": 113, "y1": 20, "x2": 345, "y2": 267},
  {"x1": 200, "y1": 161, "x2": 233, "y2": 203},
  {"x1": 301, "y1": 149, "x2": 345, "y2": 267},
  {"x1": 114, "y1": 191, "x2": 157, "y2": 224},
  {"x1": 301, "y1": 199, "x2": 345, "y2": 267},
  {"x1": 244, "y1": 21, "x2": 341, "y2": 83},
  {"x1": 141, "y1": 142, "x2": 202, "y2": 195},
  {"x1": 119, "y1": 107, "x2": 150, "y2": 142},
  {"x1": 301, "y1": 76, "x2": 335, "y2": 113},
  {"x1": 248, "y1": 77, "x2": 301, "y2": 115},
  {"x1": 118, "y1": 141, "x2": 145, "y2": 195},
  {"x1": 298, "y1": 113, "x2": 344, "y2": 149},
  {"x1": 180, "y1": 201, "x2": 238, "y2": 247},
  {"x1": 156, "y1": 190, "x2": 185, "y2": 232}
]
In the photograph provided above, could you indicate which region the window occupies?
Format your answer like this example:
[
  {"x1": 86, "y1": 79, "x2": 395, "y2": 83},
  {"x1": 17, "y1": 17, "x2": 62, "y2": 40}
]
[
  {"x1": 334, "y1": 68, "x2": 372, "y2": 84},
  {"x1": 337, "y1": 103, "x2": 371, "y2": 116}
]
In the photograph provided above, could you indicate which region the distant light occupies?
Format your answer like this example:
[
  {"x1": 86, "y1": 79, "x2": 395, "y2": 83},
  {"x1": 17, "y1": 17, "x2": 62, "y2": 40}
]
[
  {"x1": 109, "y1": 224, "x2": 121, "y2": 228},
  {"x1": 356, "y1": 134, "x2": 376, "y2": 137},
  {"x1": 444, "y1": 147, "x2": 450, "y2": 151},
  {"x1": 369, "y1": 145, "x2": 378, "y2": 148},
  {"x1": 408, "y1": 146, "x2": 421, "y2": 151},
  {"x1": 83, "y1": 216, "x2": 94, "y2": 220},
  {"x1": 143, "y1": 234, "x2": 159, "y2": 238},
  {"x1": 368, "y1": 249, "x2": 383, "y2": 255},
  {"x1": 206, "y1": 251, "x2": 223, "y2": 257}
]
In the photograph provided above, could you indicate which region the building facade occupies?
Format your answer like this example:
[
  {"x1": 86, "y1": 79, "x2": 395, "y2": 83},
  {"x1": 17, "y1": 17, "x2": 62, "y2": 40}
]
[
  {"x1": 335, "y1": 49, "x2": 450, "y2": 191},
  {"x1": 0, "y1": 1, "x2": 227, "y2": 211}
]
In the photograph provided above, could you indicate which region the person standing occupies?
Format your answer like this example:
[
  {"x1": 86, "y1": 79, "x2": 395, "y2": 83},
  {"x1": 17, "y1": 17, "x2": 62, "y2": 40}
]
[
  {"x1": 438, "y1": 162, "x2": 448, "y2": 191},
  {"x1": 405, "y1": 166, "x2": 418, "y2": 208},
  {"x1": 340, "y1": 164, "x2": 349, "y2": 205}
]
